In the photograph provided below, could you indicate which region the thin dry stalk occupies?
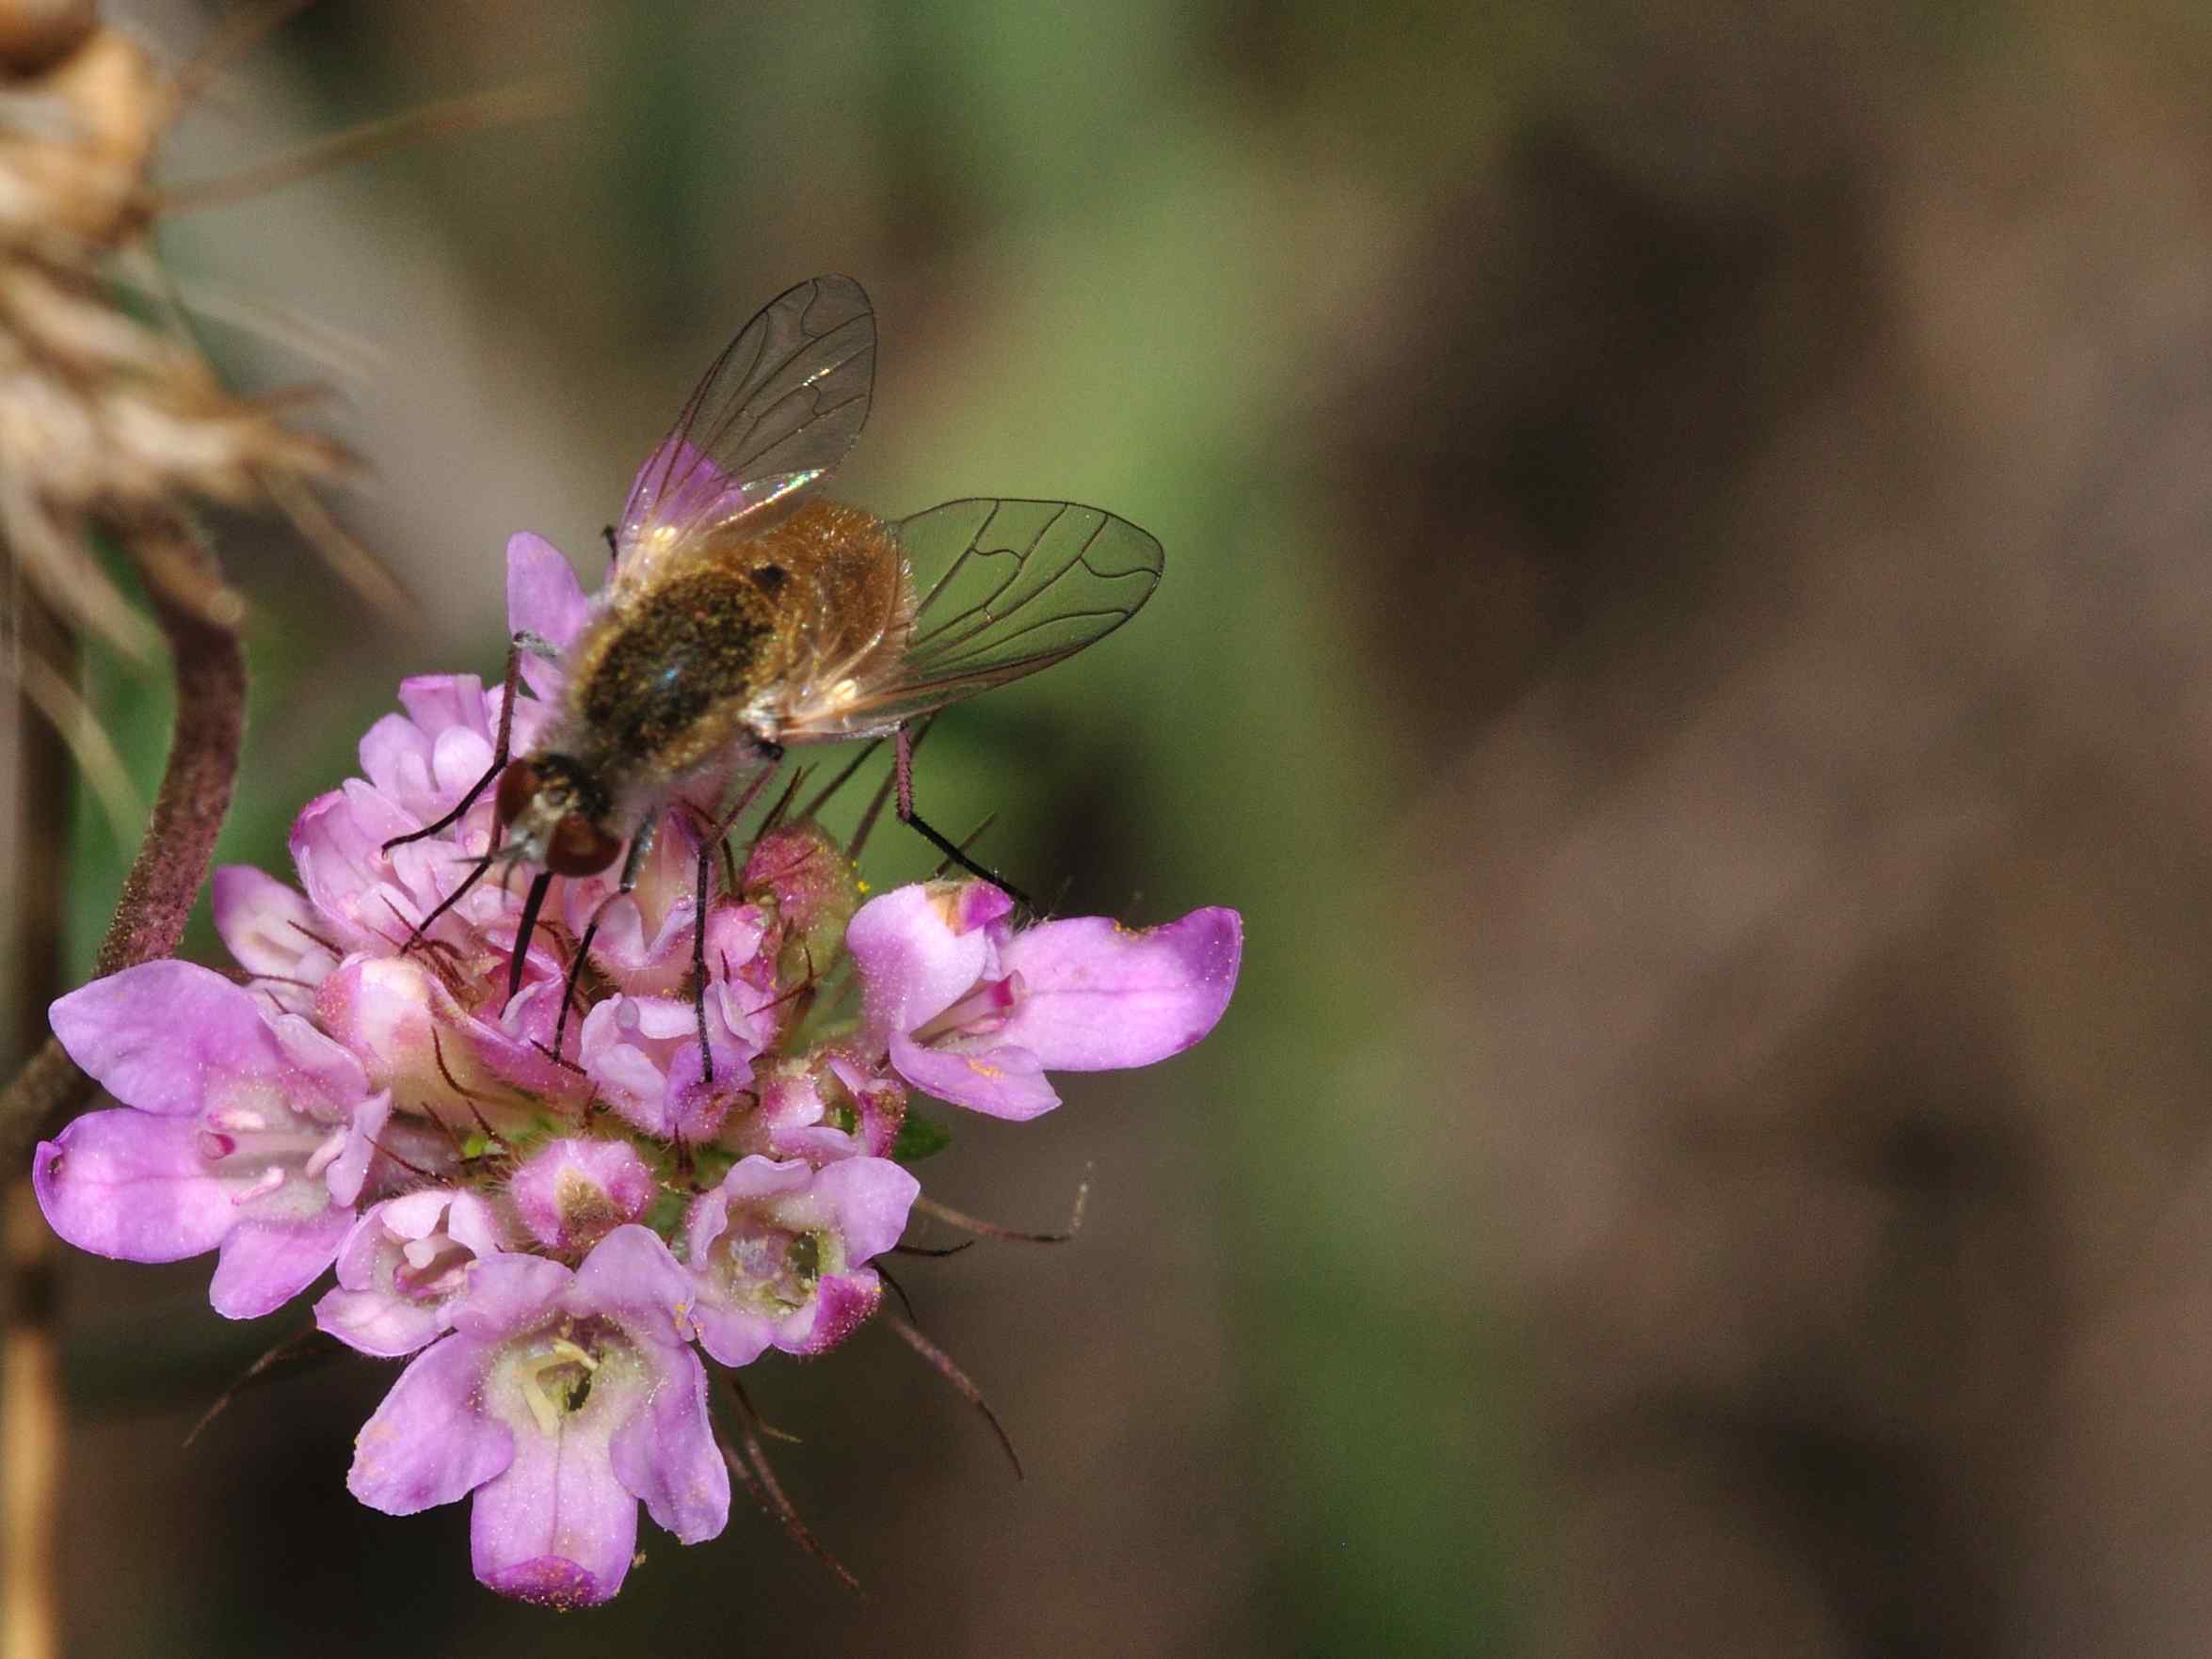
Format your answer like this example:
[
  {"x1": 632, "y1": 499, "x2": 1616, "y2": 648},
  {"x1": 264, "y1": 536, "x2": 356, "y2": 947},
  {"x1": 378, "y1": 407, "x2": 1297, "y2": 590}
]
[
  {"x1": 1, "y1": 1183, "x2": 60, "y2": 1659},
  {"x1": 881, "y1": 1311, "x2": 1023, "y2": 1480},
  {"x1": 0, "y1": 574, "x2": 72, "y2": 1659},
  {"x1": 912, "y1": 1178, "x2": 1089, "y2": 1244},
  {"x1": 718, "y1": 1378, "x2": 861, "y2": 1592}
]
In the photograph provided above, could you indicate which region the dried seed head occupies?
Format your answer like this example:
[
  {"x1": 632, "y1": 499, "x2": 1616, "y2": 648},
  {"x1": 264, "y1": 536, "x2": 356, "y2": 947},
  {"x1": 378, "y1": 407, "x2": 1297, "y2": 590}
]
[
  {"x1": 0, "y1": 0, "x2": 95, "y2": 84},
  {"x1": 0, "y1": 25, "x2": 354, "y2": 655}
]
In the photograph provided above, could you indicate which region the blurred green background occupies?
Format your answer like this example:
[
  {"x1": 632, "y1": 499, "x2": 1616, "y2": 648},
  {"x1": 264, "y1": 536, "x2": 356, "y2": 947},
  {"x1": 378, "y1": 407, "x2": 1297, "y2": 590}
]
[{"x1": 20, "y1": 0, "x2": 2212, "y2": 1653}]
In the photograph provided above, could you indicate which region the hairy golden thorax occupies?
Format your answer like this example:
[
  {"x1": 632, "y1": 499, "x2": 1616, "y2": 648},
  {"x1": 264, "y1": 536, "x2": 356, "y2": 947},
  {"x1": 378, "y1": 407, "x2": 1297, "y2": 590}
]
[{"x1": 551, "y1": 499, "x2": 909, "y2": 808}]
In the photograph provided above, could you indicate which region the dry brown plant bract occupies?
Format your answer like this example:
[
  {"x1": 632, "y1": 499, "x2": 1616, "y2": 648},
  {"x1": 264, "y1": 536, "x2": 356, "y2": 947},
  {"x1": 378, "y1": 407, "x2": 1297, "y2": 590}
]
[{"x1": 0, "y1": 17, "x2": 356, "y2": 657}]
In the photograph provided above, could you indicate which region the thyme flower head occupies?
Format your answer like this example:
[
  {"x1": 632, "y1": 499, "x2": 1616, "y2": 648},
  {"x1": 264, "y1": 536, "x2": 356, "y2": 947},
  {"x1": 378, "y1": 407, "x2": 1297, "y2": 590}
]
[{"x1": 34, "y1": 530, "x2": 1241, "y2": 1606}]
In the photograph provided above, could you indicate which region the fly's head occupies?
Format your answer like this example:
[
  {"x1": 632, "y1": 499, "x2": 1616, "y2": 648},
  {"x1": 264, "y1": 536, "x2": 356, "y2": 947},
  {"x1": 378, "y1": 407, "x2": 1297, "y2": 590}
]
[{"x1": 495, "y1": 754, "x2": 623, "y2": 876}]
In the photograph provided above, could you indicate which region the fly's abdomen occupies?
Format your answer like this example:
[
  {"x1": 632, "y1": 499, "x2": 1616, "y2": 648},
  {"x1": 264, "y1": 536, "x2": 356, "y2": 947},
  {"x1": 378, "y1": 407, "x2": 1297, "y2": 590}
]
[{"x1": 570, "y1": 569, "x2": 775, "y2": 775}]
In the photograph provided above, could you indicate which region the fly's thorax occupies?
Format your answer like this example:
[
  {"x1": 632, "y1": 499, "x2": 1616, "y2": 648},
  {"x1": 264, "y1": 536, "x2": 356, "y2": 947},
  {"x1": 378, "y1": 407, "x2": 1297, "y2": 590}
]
[
  {"x1": 558, "y1": 499, "x2": 909, "y2": 778},
  {"x1": 562, "y1": 564, "x2": 784, "y2": 782}
]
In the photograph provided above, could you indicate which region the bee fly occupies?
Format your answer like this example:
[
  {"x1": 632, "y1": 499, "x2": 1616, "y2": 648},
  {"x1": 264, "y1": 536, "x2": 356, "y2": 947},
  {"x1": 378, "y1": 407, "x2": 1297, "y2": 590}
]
[{"x1": 389, "y1": 276, "x2": 1162, "y2": 1067}]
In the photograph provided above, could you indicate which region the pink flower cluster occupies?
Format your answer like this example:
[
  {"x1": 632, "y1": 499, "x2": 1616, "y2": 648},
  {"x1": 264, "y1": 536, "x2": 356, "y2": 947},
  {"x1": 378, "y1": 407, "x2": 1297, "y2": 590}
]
[{"x1": 33, "y1": 533, "x2": 1242, "y2": 1608}]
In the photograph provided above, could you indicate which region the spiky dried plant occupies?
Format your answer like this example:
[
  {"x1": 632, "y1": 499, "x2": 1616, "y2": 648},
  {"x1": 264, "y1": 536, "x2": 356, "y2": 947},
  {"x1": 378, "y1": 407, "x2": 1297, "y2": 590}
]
[{"x1": 0, "y1": 12, "x2": 360, "y2": 657}]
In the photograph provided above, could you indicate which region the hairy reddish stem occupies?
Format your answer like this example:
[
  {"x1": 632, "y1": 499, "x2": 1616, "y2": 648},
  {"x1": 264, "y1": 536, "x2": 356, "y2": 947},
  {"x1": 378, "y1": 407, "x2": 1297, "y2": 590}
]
[{"x1": 0, "y1": 518, "x2": 247, "y2": 1170}]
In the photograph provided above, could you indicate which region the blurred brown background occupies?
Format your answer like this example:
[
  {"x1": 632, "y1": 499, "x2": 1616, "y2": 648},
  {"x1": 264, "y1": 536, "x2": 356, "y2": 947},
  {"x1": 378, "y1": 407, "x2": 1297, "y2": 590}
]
[{"x1": 9, "y1": 0, "x2": 2212, "y2": 1653}]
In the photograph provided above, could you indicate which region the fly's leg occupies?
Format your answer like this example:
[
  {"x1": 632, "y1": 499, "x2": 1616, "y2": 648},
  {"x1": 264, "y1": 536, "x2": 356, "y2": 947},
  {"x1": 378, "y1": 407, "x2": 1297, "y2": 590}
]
[
  {"x1": 381, "y1": 634, "x2": 537, "y2": 859},
  {"x1": 687, "y1": 750, "x2": 786, "y2": 1083},
  {"x1": 404, "y1": 851, "x2": 503, "y2": 957},
  {"x1": 507, "y1": 869, "x2": 553, "y2": 1000},
  {"x1": 547, "y1": 816, "x2": 660, "y2": 1063},
  {"x1": 691, "y1": 819, "x2": 717, "y2": 1082},
  {"x1": 893, "y1": 723, "x2": 1034, "y2": 909}
]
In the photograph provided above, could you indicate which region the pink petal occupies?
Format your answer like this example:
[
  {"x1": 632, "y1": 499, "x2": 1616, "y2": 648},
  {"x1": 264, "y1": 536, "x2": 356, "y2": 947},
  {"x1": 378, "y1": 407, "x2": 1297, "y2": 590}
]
[
  {"x1": 777, "y1": 1269, "x2": 881, "y2": 1355},
  {"x1": 317, "y1": 1189, "x2": 504, "y2": 1357},
  {"x1": 349, "y1": 1334, "x2": 514, "y2": 1513},
  {"x1": 313, "y1": 956, "x2": 455, "y2": 1093},
  {"x1": 810, "y1": 1157, "x2": 921, "y2": 1265},
  {"x1": 606, "y1": 1342, "x2": 727, "y2": 1544},
  {"x1": 357, "y1": 712, "x2": 433, "y2": 808},
  {"x1": 50, "y1": 961, "x2": 281, "y2": 1116},
  {"x1": 32, "y1": 1112, "x2": 234, "y2": 1261},
  {"x1": 289, "y1": 783, "x2": 419, "y2": 948},
  {"x1": 687, "y1": 1302, "x2": 773, "y2": 1368},
  {"x1": 449, "y1": 1254, "x2": 571, "y2": 1340},
  {"x1": 427, "y1": 725, "x2": 496, "y2": 805},
  {"x1": 264, "y1": 1011, "x2": 374, "y2": 1115},
  {"x1": 509, "y1": 1141, "x2": 653, "y2": 1252},
  {"x1": 846, "y1": 884, "x2": 994, "y2": 1045},
  {"x1": 996, "y1": 907, "x2": 1242, "y2": 1070},
  {"x1": 211, "y1": 866, "x2": 336, "y2": 1004},
  {"x1": 890, "y1": 1031, "x2": 1059, "y2": 1120},
  {"x1": 315, "y1": 1284, "x2": 446, "y2": 1357},
  {"x1": 701, "y1": 1155, "x2": 811, "y2": 1212},
  {"x1": 208, "y1": 1207, "x2": 351, "y2": 1319},
  {"x1": 506, "y1": 532, "x2": 588, "y2": 697},
  {"x1": 570, "y1": 1224, "x2": 698, "y2": 1339},
  {"x1": 325, "y1": 1090, "x2": 392, "y2": 1207},
  {"x1": 395, "y1": 675, "x2": 492, "y2": 743},
  {"x1": 469, "y1": 1413, "x2": 637, "y2": 1608}
]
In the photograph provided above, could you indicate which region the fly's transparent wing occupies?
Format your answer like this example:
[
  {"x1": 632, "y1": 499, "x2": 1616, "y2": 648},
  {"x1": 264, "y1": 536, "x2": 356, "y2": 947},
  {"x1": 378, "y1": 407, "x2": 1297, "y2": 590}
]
[
  {"x1": 779, "y1": 497, "x2": 1162, "y2": 738},
  {"x1": 613, "y1": 276, "x2": 875, "y2": 588}
]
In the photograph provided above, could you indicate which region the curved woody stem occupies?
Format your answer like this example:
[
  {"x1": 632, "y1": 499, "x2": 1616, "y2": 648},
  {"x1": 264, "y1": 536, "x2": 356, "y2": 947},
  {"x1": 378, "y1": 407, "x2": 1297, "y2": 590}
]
[{"x1": 0, "y1": 516, "x2": 248, "y2": 1172}]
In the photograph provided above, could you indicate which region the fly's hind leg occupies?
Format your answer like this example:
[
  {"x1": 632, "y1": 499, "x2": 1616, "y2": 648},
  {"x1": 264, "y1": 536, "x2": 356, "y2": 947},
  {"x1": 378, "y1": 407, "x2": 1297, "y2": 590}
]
[
  {"x1": 686, "y1": 749, "x2": 787, "y2": 1084},
  {"x1": 546, "y1": 816, "x2": 660, "y2": 1063},
  {"x1": 892, "y1": 723, "x2": 1034, "y2": 909}
]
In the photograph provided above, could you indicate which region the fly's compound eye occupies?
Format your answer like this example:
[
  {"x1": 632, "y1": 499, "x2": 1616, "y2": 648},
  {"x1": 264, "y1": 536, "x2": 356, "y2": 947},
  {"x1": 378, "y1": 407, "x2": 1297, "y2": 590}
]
[
  {"x1": 494, "y1": 760, "x2": 541, "y2": 827},
  {"x1": 546, "y1": 813, "x2": 623, "y2": 877}
]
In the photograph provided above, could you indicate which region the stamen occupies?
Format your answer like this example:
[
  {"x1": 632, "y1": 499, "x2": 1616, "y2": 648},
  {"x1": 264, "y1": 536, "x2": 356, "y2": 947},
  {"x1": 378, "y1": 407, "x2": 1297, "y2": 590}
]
[
  {"x1": 547, "y1": 1337, "x2": 599, "y2": 1372},
  {"x1": 229, "y1": 1166, "x2": 286, "y2": 1205},
  {"x1": 205, "y1": 1104, "x2": 270, "y2": 1134},
  {"x1": 911, "y1": 973, "x2": 1019, "y2": 1045},
  {"x1": 303, "y1": 1125, "x2": 348, "y2": 1178}
]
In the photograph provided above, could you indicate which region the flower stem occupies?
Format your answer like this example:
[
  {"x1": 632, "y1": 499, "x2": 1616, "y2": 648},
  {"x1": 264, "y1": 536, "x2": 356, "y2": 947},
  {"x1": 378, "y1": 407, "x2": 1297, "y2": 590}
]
[{"x1": 0, "y1": 516, "x2": 248, "y2": 1170}]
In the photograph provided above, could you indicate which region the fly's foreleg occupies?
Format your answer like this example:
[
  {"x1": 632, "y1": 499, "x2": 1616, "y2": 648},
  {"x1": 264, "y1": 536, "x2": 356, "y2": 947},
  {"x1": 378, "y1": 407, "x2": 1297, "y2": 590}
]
[{"x1": 383, "y1": 632, "x2": 551, "y2": 856}]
